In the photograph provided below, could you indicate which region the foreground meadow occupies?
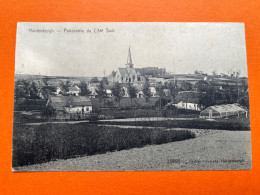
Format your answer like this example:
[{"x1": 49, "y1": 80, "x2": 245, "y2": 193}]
[
  {"x1": 14, "y1": 131, "x2": 251, "y2": 171},
  {"x1": 12, "y1": 123, "x2": 195, "y2": 168}
]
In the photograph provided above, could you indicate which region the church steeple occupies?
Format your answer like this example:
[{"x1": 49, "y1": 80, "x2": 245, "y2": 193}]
[{"x1": 126, "y1": 46, "x2": 134, "y2": 69}]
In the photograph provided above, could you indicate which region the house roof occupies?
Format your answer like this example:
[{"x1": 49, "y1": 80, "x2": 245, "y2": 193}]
[
  {"x1": 49, "y1": 96, "x2": 92, "y2": 111},
  {"x1": 68, "y1": 86, "x2": 80, "y2": 91},
  {"x1": 49, "y1": 96, "x2": 67, "y2": 111},
  {"x1": 72, "y1": 96, "x2": 92, "y2": 106}
]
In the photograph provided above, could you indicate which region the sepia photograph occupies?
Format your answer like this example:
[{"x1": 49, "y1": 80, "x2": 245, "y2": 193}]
[{"x1": 12, "y1": 22, "x2": 251, "y2": 171}]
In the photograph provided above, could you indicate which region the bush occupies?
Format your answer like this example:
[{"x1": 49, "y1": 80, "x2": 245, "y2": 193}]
[
  {"x1": 12, "y1": 123, "x2": 195, "y2": 167},
  {"x1": 98, "y1": 118, "x2": 251, "y2": 131}
]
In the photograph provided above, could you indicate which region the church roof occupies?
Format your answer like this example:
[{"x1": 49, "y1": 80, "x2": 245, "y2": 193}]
[
  {"x1": 118, "y1": 68, "x2": 129, "y2": 77},
  {"x1": 128, "y1": 68, "x2": 137, "y2": 75}
]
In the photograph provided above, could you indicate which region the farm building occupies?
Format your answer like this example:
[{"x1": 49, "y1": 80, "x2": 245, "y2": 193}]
[
  {"x1": 199, "y1": 103, "x2": 248, "y2": 119},
  {"x1": 88, "y1": 82, "x2": 99, "y2": 98},
  {"x1": 172, "y1": 91, "x2": 204, "y2": 111},
  {"x1": 47, "y1": 96, "x2": 92, "y2": 114},
  {"x1": 67, "y1": 86, "x2": 81, "y2": 96}
]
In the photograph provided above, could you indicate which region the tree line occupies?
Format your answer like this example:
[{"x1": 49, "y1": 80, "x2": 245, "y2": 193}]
[{"x1": 14, "y1": 76, "x2": 249, "y2": 110}]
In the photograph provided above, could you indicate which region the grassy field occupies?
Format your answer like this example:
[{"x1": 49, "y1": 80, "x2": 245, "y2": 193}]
[
  {"x1": 12, "y1": 123, "x2": 195, "y2": 167},
  {"x1": 98, "y1": 118, "x2": 251, "y2": 131},
  {"x1": 14, "y1": 131, "x2": 252, "y2": 171}
]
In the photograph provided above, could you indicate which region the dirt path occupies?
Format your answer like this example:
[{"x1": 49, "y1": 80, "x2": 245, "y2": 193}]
[
  {"x1": 101, "y1": 117, "x2": 197, "y2": 122},
  {"x1": 14, "y1": 131, "x2": 251, "y2": 172},
  {"x1": 24, "y1": 117, "x2": 202, "y2": 125},
  {"x1": 24, "y1": 120, "x2": 90, "y2": 125}
]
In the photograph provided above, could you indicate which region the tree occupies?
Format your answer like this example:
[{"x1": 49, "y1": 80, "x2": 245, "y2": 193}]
[
  {"x1": 14, "y1": 80, "x2": 30, "y2": 100},
  {"x1": 236, "y1": 71, "x2": 241, "y2": 78},
  {"x1": 112, "y1": 70, "x2": 116, "y2": 77},
  {"x1": 101, "y1": 77, "x2": 109, "y2": 85},
  {"x1": 142, "y1": 80, "x2": 151, "y2": 102},
  {"x1": 168, "y1": 81, "x2": 178, "y2": 103},
  {"x1": 96, "y1": 81, "x2": 107, "y2": 108},
  {"x1": 111, "y1": 82, "x2": 123, "y2": 107},
  {"x1": 155, "y1": 97, "x2": 169, "y2": 108},
  {"x1": 238, "y1": 90, "x2": 249, "y2": 109},
  {"x1": 42, "y1": 77, "x2": 50, "y2": 86},
  {"x1": 212, "y1": 70, "x2": 217, "y2": 76},
  {"x1": 40, "y1": 86, "x2": 55, "y2": 99},
  {"x1": 241, "y1": 80, "x2": 248, "y2": 92},
  {"x1": 14, "y1": 80, "x2": 40, "y2": 100},
  {"x1": 90, "y1": 77, "x2": 99, "y2": 83},
  {"x1": 28, "y1": 82, "x2": 39, "y2": 98},
  {"x1": 78, "y1": 81, "x2": 91, "y2": 97},
  {"x1": 59, "y1": 80, "x2": 71, "y2": 94},
  {"x1": 155, "y1": 83, "x2": 165, "y2": 113},
  {"x1": 180, "y1": 81, "x2": 192, "y2": 91},
  {"x1": 198, "y1": 87, "x2": 216, "y2": 108},
  {"x1": 194, "y1": 80, "x2": 209, "y2": 92},
  {"x1": 127, "y1": 84, "x2": 137, "y2": 106}
]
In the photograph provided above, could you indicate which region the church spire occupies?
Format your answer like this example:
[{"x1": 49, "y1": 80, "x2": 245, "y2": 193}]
[{"x1": 126, "y1": 46, "x2": 134, "y2": 68}]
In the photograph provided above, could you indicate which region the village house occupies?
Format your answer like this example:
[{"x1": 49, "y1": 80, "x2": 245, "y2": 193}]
[
  {"x1": 133, "y1": 84, "x2": 144, "y2": 98},
  {"x1": 173, "y1": 100, "x2": 201, "y2": 111},
  {"x1": 171, "y1": 91, "x2": 203, "y2": 111},
  {"x1": 149, "y1": 86, "x2": 157, "y2": 97},
  {"x1": 55, "y1": 86, "x2": 63, "y2": 95},
  {"x1": 163, "y1": 89, "x2": 171, "y2": 97},
  {"x1": 54, "y1": 85, "x2": 81, "y2": 96},
  {"x1": 67, "y1": 86, "x2": 81, "y2": 96},
  {"x1": 105, "y1": 89, "x2": 113, "y2": 98},
  {"x1": 88, "y1": 82, "x2": 99, "y2": 98},
  {"x1": 46, "y1": 96, "x2": 92, "y2": 115}
]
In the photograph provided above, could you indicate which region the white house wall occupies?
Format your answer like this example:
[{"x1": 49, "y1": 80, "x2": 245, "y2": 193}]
[
  {"x1": 64, "y1": 106, "x2": 92, "y2": 114},
  {"x1": 174, "y1": 101, "x2": 201, "y2": 111}
]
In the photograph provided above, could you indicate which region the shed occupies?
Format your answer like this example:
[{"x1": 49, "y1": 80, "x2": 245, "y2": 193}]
[{"x1": 200, "y1": 103, "x2": 248, "y2": 119}]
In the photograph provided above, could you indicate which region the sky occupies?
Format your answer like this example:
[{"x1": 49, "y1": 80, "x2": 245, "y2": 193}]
[{"x1": 15, "y1": 22, "x2": 248, "y2": 77}]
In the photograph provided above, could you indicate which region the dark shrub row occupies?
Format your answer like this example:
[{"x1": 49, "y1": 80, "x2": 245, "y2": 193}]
[
  {"x1": 99, "y1": 109, "x2": 160, "y2": 119},
  {"x1": 98, "y1": 108, "x2": 200, "y2": 119},
  {"x1": 98, "y1": 118, "x2": 251, "y2": 131},
  {"x1": 12, "y1": 123, "x2": 195, "y2": 167}
]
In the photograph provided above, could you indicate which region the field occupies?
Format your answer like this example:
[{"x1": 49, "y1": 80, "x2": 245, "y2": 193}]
[
  {"x1": 12, "y1": 123, "x2": 195, "y2": 167},
  {"x1": 12, "y1": 113, "x2": 251, "y2": 170},
  {"x1": 14, "y1": 131, "x2": 252, "y2": 171}
]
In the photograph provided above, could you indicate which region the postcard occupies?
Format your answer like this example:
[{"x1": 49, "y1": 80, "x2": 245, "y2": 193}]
[{"x1": 12, "y1": 22, "x2": 251, "y2": 171}]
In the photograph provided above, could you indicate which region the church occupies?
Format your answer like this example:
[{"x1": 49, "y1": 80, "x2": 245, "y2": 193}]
[{"x1": 110, "y1": 47, "x2": 145, "y2": 84}]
